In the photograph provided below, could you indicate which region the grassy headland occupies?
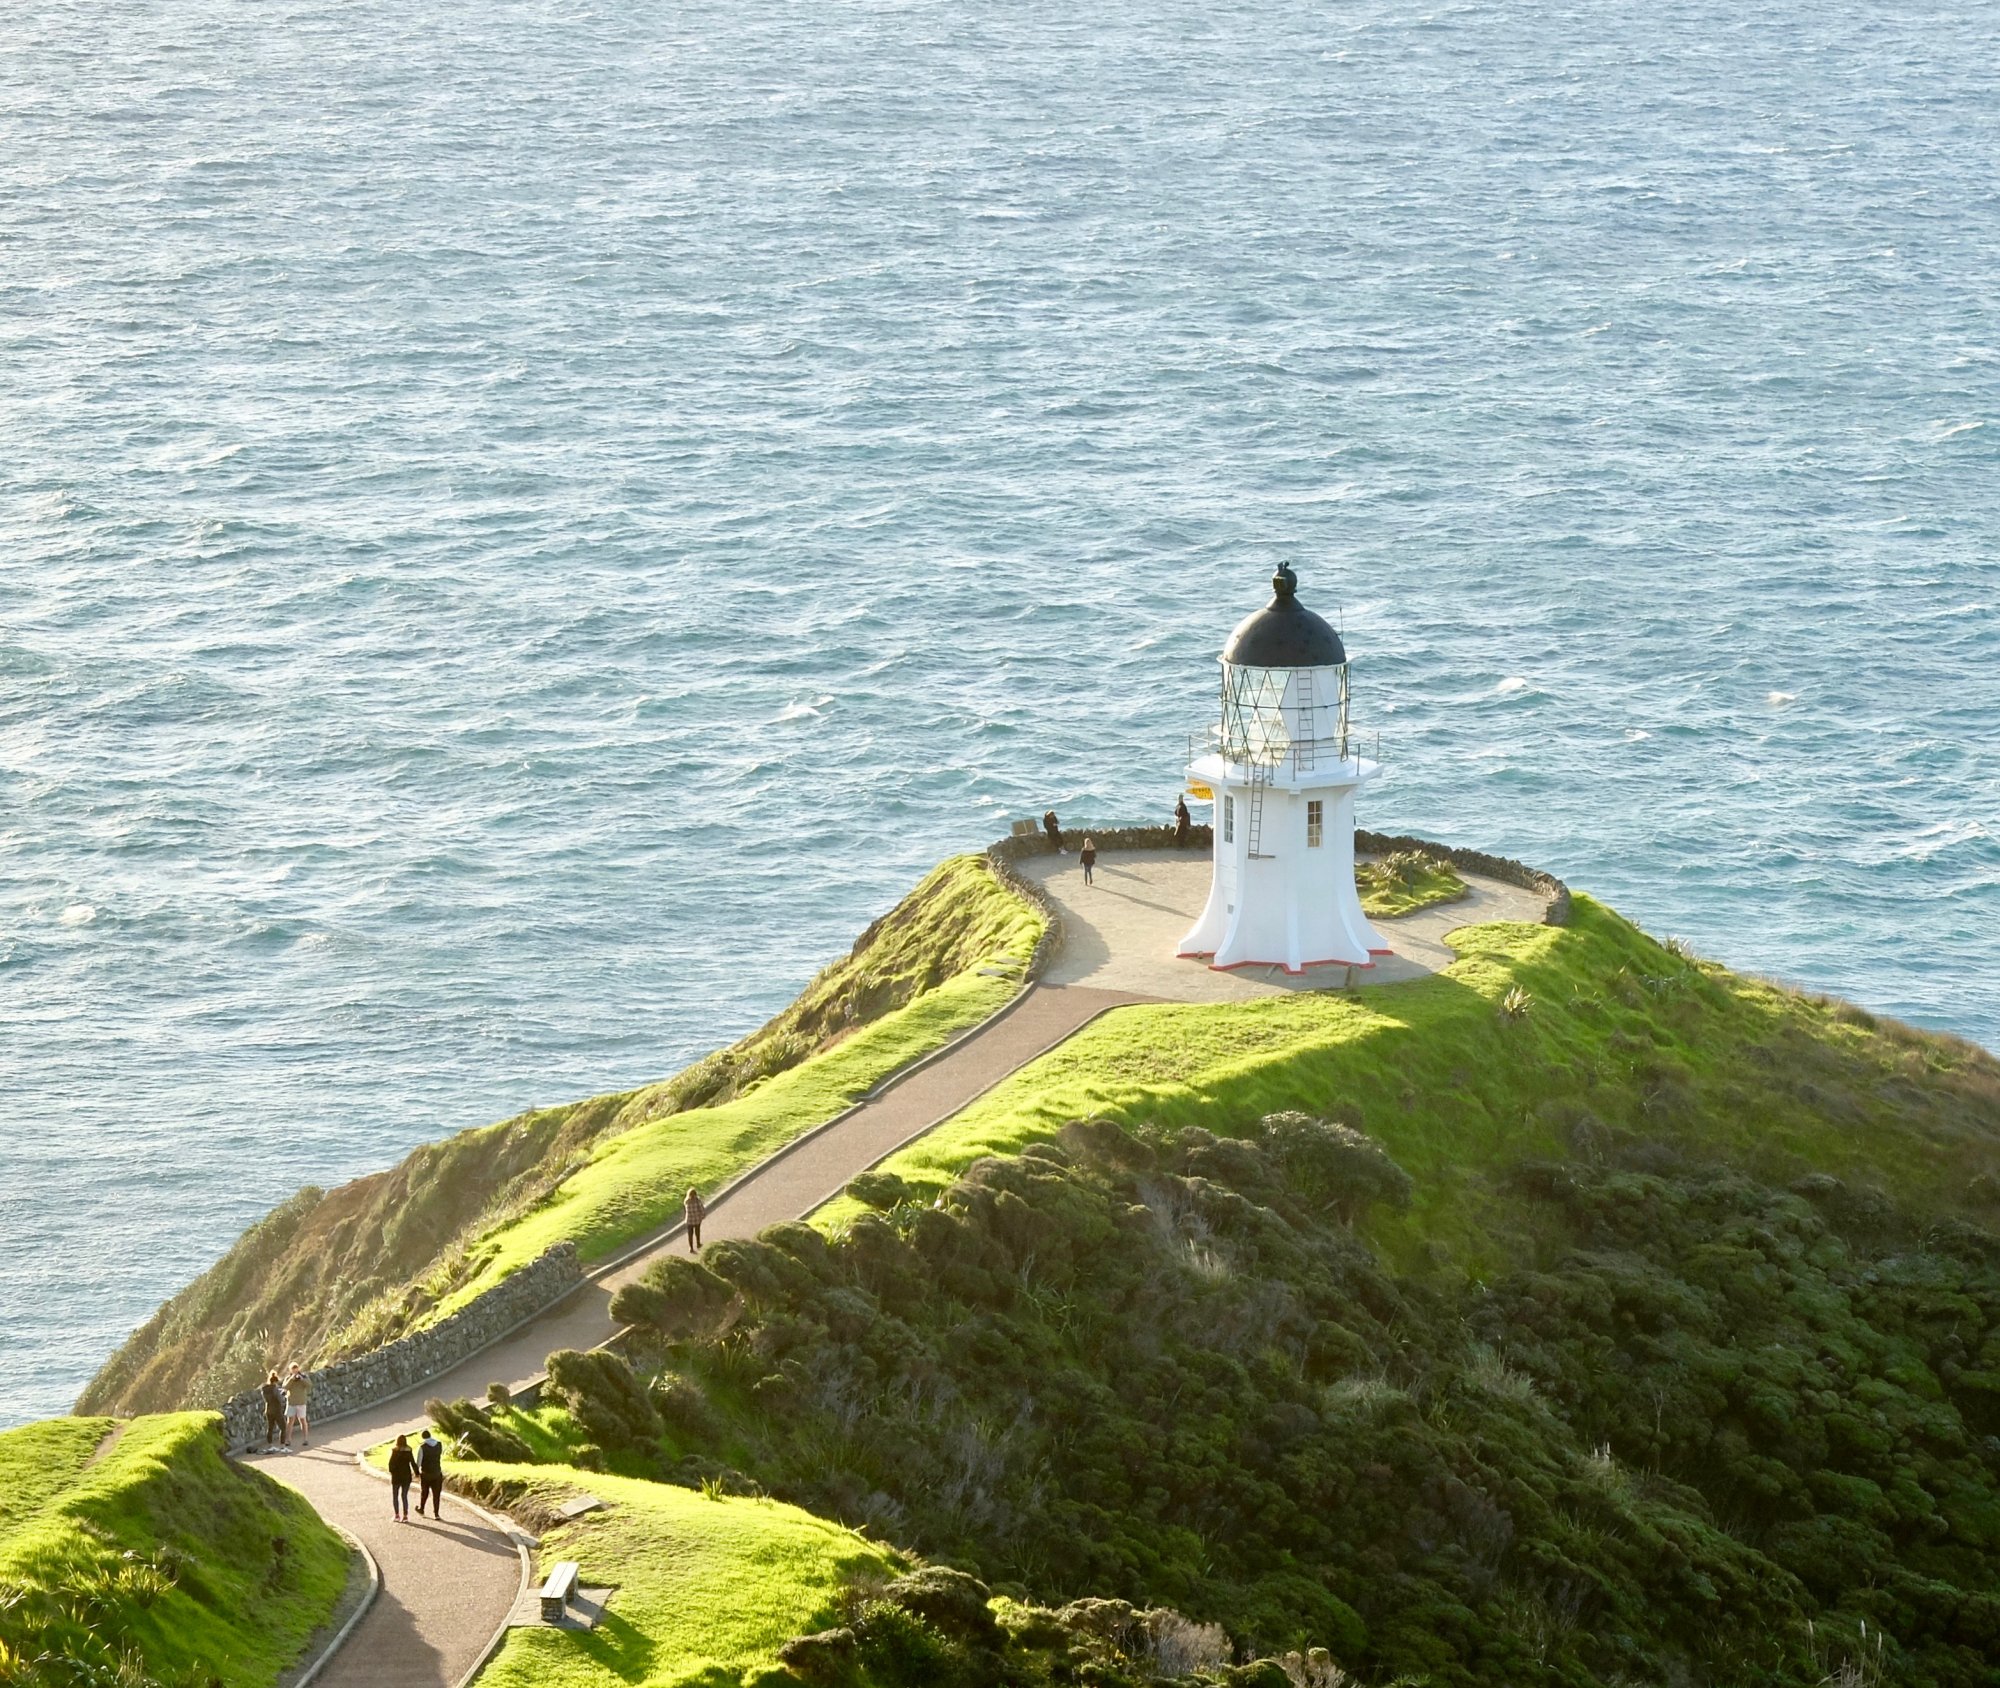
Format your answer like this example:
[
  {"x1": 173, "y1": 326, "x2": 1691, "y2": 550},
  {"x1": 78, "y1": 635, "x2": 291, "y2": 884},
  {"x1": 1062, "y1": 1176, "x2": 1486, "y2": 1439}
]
[
  {"x1": 72, "y1": 845, "x2": 2000, "y2": 1685},
  {"x1": 81, "y1": 856, "x2": 1042, "y2": 1417},
  {"x1": 582, "y1": 1105, "x2": 2000, "y2": 1686},
  {"x1": 417, "y1": 889, "x2": 2000, "y2": 1687},
  {"x1": 0, "y1": 1412, "x2": 348, "y2": 1687}
]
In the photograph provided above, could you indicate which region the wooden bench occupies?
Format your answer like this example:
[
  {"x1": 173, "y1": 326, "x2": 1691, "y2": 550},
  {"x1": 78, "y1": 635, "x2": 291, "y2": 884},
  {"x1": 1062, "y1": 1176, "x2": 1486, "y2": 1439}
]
[{"x1": 539, "y1": 1560, "x2": 581, "y2": 1623}]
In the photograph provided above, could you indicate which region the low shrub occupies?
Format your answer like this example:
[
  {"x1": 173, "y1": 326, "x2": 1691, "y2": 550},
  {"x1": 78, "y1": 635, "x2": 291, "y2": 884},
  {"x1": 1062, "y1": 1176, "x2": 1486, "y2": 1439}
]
[
  {"x1": 425, "y1": 1396, "x2": 534, "y2": 1463},
  {"x1": 541, "y1": 1350, "x2": 662, "y2": 1452}
]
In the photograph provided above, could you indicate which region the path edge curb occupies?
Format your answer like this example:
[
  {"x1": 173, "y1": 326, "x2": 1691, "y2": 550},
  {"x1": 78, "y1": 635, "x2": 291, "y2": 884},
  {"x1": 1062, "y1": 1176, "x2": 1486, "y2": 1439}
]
[
  {"x1": 349, "y1": 1453, "x2": 535, "y2": 1688},
  {"x1": 288, "y1": 1524, "x2": 379, "y2": 1688},
  {"x1": 580, "y1": 976, "x2": 1052, "y2": 1287},
  {"x1": 294, "y1": 977, "x2": 1051, "y2": 1441},
  {"x1": 839, "y1": 996, "x2": 1138, "y2": 1188},
  {"x1": 581, "y1": 991, "x2": 1145, "y2": 1363}
]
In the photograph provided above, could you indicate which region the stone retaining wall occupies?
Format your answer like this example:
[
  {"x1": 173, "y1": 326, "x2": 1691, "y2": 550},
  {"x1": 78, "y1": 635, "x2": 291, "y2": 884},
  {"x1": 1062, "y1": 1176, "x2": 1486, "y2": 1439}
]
[
  {"x1": 217, "y1": 1243, "x2": 583, "y2": 1450},
  {"x1": 989, "y1": 822, "x2": 1212, "y2": 864},
  {"x1": 990, "y1": 820, "x2": 1569, "y2": 929},
  {"x1": 983, "y1": 841, "x2": 1067, "y2": 979}
]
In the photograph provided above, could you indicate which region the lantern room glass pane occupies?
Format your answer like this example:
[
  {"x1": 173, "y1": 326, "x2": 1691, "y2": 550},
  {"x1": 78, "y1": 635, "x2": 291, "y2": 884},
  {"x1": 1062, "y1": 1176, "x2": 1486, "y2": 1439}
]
[{"x1": 1216, "y1": 662, "x2": 1352, "y2": 768}]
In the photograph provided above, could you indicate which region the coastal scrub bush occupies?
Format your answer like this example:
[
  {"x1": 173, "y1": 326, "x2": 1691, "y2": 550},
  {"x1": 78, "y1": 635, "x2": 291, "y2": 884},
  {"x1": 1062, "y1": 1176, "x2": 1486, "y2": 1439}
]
[
  {"x1": 1353, "y1": 851, "x2": 1465, "y2": 918},
  {"x1": 609, "y1": 1253, "x2": 734, "y2": 1337},
  {"x1": 424, "y1": 1396, "x2": 533, "y2": 1463},
  {"x1": 587, "y1": 1112, "x2": 2000, "y2": 1686},
  {"x1": 1257, "y1": 1112, "x2": 1412, "y2": 1220},
  {"x1": 541, "y1": 1350, "x2": 662, "y2": 1452},
  {"x1": 846, "y1": 1171, "x2": 918, "y2": 1211},
  {"x1": 768, "y1": 1568, "x2": 1312, "y2": 1688},
  {"x1": 773, "y1": 1567, "x2": 1343, "y2": 1688}
]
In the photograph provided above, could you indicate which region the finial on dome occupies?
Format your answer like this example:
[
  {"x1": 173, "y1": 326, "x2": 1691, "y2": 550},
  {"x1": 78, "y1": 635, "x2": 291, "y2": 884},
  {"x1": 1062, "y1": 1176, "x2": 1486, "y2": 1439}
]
[{"x1": 1220, "y1": 561, "x2": 1346, "y2": 667}]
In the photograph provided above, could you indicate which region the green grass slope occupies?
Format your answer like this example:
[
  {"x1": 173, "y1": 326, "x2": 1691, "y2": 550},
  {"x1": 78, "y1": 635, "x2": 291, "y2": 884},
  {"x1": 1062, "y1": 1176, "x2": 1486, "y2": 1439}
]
[
  {"x1": 0, "y1": 1417, "x2": 114, "y2": 1550},
  {"x1": 816, "y1": 895, "x2": 2000, "y2": 1263},
  {"x1": 0, "y1": 1412, "x2": 348, "y2": 1687},
  {"x1": 431, "y1": 968, "x2": 1024, "y2": 1320},
  {"x1": 81, "y1": 856, "x2": 1042, "y2": 1417},
  {"x1": 440, "y1": 1464, "x2": 899, "y2": 1688}
]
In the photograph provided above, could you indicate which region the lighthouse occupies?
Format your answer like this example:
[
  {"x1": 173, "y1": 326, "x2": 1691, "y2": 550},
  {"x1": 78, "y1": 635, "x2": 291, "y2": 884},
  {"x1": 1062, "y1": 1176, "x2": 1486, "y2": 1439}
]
[{"x1": 1179, "y1": 564, "x2": 1388, "y2": 973}]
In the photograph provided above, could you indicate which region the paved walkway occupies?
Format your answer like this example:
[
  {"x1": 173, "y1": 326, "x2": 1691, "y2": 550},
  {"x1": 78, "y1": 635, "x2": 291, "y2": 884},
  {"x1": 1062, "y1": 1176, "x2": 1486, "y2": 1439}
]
[
  {"x1": 250, "y1": 981, "x2": 1144, "y2": 1687},
  {"x1": 1020, "y1": 848, "x2": 1551, "y2": 1001}
]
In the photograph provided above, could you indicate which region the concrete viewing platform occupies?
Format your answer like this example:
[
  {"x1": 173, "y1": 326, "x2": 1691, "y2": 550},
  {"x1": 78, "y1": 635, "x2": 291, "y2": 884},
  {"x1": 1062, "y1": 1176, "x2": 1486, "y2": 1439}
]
[{"x1": 1019, "y1": 848, "x2": 1551, "y2": 1003}]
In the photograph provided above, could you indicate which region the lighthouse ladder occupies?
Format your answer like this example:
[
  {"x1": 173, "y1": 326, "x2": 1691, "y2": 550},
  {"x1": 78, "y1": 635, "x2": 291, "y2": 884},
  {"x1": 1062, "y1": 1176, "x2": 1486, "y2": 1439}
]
[
  {"x1": 1245, "y1": 761, "x2": 1272, "y2": 858},
  {"x1": 1294, "y1": 669, "x2": 1317, "y2": 775}
]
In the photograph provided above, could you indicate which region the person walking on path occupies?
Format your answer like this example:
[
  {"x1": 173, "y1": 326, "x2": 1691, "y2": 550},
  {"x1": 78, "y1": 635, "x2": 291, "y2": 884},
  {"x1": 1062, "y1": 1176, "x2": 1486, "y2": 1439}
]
[
  {"x1": 684, "y1": 1186, "x2": 705, "y2": 1252},
  {"x1": 260, "y1": 1371, "x2": 287, "y2": 1451},
  {"x1": 1079, "y1": 836, "x2": 1098, "y2": 886},
  {"x1": 415, "y1": 1428, "x2": 446, "y2": 1519},
  {"x1": 1042, "y1": 809, "x2": 1062, "y2": 852},
  {"x1": 1174, "y1": 796, "x2": 1191, "y2": 848},
  {"x1": 387, "y1": 1434, "x2": 416, "y2": 1523},
  {"x1": 284, "y1": 1364, "x2": 311, "y2": 1448}
]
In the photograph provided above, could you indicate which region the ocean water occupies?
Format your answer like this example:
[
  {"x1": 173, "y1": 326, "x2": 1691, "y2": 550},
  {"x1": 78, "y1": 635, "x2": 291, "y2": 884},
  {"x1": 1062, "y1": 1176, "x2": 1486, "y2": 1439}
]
[{"x1": 3, "y1": 0, "x2": 1996, "y2": 1428}]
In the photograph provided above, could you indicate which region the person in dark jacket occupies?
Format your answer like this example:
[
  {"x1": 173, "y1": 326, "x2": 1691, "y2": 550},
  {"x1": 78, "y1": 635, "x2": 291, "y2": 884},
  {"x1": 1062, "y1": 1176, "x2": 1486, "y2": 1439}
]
[
  {"x1": 387, "y1": 1434, "x2": 416, "y2": 1522},
  {"x1": 1079, "y1": 836, "x2": 1098, "y2": 886},
  {"x1": 415, "y1": 1429, "x2": 446, "y2": 1519},
  {"x1": 1042, "y1": 809, "x2": 1062, "y2": 852},
  {"x1": 260, "y1": 1371, "x2": 287, "y2": 1451},
  {"x1": 1174, "y1": 796, "x2": 1191, "y2": 848},
  {"x1": 684, "y1": 1186, "x2": 705, "y2": 1252}
]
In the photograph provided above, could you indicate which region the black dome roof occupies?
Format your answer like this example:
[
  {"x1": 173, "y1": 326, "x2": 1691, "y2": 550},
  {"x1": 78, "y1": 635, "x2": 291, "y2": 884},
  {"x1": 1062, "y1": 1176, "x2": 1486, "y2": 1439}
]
[{"x1": 1221, "y1": 564, "x2": 1346, "y2": 668}]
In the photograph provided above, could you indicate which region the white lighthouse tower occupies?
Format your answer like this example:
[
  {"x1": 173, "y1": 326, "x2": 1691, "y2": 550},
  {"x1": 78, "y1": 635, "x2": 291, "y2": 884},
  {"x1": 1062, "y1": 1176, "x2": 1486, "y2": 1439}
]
[{"x1": 1179, "y1": 564, "x2": 1387, "y2": 973}]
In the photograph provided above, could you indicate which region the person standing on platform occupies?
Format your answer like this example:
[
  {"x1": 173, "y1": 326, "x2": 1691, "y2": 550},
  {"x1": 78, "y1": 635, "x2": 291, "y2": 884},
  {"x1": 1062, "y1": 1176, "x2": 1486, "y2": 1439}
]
[
  {"x1": 1079, "y1": 836, "x2": 1098, "y2": 886},
  {"x1": 684, "y1": 1186, "x2": 706, "y2": 1251},
  {"x1": 1174, "y1": 796, "x2": 1191, "y2": 848},
  {"x1": 1042, "y1": 809, "x2": 1062, "y2": 852}
]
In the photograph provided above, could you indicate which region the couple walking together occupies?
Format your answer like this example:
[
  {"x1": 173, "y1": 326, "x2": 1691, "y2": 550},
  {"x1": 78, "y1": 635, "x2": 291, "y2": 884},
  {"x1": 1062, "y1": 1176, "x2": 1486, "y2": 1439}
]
[{"x1": 386, "y1": 1429, "x2": 449, "y2": 1522}]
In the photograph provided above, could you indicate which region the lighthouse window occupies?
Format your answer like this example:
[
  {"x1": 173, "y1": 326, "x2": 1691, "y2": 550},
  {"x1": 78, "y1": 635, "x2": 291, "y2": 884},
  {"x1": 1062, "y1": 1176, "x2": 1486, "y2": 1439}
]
[
  {"x1": 1223, "y1": 795, "x2": 1235, "y2": 844},
  {"x1": 1306, "y1": 800, "x2": 1324, "y2": 848}
]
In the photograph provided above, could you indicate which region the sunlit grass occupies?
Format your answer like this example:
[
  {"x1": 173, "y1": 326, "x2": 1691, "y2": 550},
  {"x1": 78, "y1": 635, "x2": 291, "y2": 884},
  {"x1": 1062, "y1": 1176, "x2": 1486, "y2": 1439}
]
[
  {"x1": 0, "y1": 1413, "x2": 348, "y2": 1686},
  {"x1": 815, "y1": 897, "x2": 2000, "y2": 1273},
  {"x1": 452, "y1": 1463, "x2": 898, "y2": 1688}
]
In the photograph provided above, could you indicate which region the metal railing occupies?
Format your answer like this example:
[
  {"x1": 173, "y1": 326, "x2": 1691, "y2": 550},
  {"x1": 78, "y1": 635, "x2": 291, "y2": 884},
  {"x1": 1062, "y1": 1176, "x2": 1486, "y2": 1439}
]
[{"x1": 1185, "y1": 721, "x2": 1377, "y2": 779}]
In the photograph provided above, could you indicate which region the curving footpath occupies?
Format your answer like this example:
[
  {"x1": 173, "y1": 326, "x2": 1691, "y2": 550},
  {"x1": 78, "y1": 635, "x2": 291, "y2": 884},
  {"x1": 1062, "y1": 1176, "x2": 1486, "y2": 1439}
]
[{"x1": 248, "y1": 980, "x2": 1146, "y2": 1688}]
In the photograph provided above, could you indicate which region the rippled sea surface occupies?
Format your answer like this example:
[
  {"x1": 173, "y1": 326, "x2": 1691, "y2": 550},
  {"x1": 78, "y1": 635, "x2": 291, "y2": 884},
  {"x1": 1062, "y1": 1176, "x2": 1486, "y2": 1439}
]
[{"x1": 3, "y1": 0, "x2": 1997, "y2": 1425}]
